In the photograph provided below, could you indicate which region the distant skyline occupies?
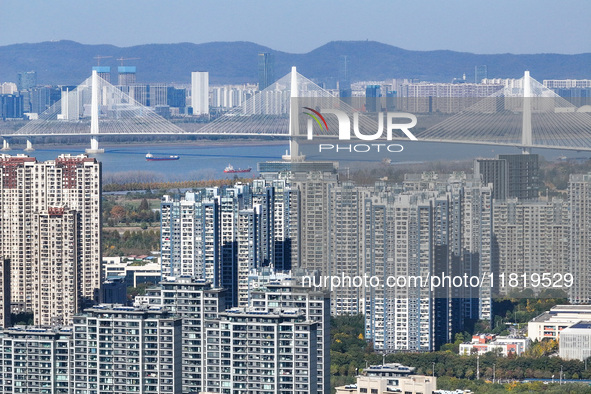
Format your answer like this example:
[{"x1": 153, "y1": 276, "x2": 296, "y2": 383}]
[{"x1": 1, "y1": 0, "x2": 590, "y2": 55}]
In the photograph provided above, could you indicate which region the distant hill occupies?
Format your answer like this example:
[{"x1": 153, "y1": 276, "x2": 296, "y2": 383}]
[{"x1": 0, "y1": 40, "x2": 589, "y2": 86}]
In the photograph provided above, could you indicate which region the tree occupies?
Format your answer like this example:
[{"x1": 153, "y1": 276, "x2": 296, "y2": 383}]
[
  {"x1": 110, "y1": 205, "x2": 126, "y2": 224},
  {"x1": 139, "y1": 198, "x2": 149, "y2": 211}
]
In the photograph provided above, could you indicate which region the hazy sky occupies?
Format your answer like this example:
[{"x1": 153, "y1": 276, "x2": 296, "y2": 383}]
[{"x1": 2, "y1": 0, "x2": 590, "y2": 54}]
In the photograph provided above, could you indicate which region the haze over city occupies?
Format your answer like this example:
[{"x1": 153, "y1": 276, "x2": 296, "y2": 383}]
[{"x1": 1, "y1": 0, "x2": 590, "y2": 54}]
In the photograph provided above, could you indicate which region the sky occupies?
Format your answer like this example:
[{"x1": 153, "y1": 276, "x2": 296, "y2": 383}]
[{"x1": 1, "y1": 0, "x2": 590, "y2": 54}]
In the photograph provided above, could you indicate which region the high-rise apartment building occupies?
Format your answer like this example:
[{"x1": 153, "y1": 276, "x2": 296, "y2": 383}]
[
  {"x1": 0, "y1": 327, "x2": 72, "y2": 393},
  {"x1": 569, "y1": 173, "x2": 591, "y2": 303},
  {"x1": 249, "y1": 281, "x2": 331, "y2": 394},
  {"x1": 258, "y1": 52, "x2": 275, "y2": 90},
  {"x1": 203, "y1": 307, "x2": 319, "y2": 394},
  {"x1": 72, "y1": 305, "x2": 183, "y2": 393},
  {"x1": 0, "y1": 154, "x2": 101, "y2": 325},
  {"x1": 141, "y1": 278, "x2": 227, "y2": 394},
  {"x1": 0, "y1": 259, "x2": 9, "y2": 328},
  {"x1": 493, "y1": 198, "x2": 569, "y2": 295},
  {"x1": 191, "y1": 71, "x2": 209, "y2": 115},
  {"x1": 161, "y1": 183, "x2": 294, "y2": 306}
]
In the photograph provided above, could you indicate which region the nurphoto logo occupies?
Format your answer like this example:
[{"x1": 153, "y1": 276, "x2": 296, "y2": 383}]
[{"x1": 303, "y1": 105, "x2": 418, "y2": 154}]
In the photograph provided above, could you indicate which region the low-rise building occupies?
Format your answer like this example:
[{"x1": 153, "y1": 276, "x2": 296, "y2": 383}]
[
  {"x1": 459, "y1": 334, "x2": 530, "y2": 356},
  {"x1": 558, "y1": 321, "x2": 591, "y2": 361},
  {"x1": 527, "y1": 305, "x2": 591, "y2": 342},
  {"x1": 335, "y1": 364, "x2": 436, "y2": 394}
]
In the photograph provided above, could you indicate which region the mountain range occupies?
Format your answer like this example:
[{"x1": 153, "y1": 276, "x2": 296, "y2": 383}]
[{"x1": 0, "y1": 40, "x2": 589, "y2": 86}]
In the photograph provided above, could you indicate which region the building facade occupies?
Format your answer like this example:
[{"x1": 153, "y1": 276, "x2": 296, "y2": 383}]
[
  {"x1": 72, "y1": 305, "x2": 182, "y2": 393},
  {"x1": 0, "y1": 154, "x2": 101, "y2": 325},
  {"x1": 191, "y1": 71, "x2": 209, "y2": 115},
  {"x1": 203, "y1": 307, "x2": 318, "y2": 394}
]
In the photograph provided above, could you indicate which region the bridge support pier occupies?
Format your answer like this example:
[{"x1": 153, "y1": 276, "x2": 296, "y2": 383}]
[
  {"x1": 85, "y1": 136, "x2": 104, "y2": 154},
  {"x1": 1, "y1": 139, "x2": 11, "y2": 151},
  {"x1": 24, "y1": 139, "x2": 34, "y2": 152}
]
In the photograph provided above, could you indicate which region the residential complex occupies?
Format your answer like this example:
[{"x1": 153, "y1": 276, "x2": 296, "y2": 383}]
[
  {"x1": 204, "y1": 307, "x2": 319, "y2": 393},
  {"x1": 72, "y1": 305, "x2": 183, "y2": 393},
  {"x1": 0, "y1": 154, "x2": 101, "y2": 326}
]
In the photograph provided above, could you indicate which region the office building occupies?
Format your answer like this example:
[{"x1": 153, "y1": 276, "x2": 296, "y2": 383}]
[
  {"x1": 474, "y1": 154, "x2": 539, "y2": 200},
  {"x1": 142, "y1": 277, "x2": 226, "y2": 394},
  {"x1": 17, "y1": 71, "x2": 37, "y2": 91},
  {"x1": 527, "y1": 305, "x2": 591, "y2": 341},
  {"x1": 29, "y1": 86, "x2": 61, "y2": 114},
  {"x1": 191, "y1": 71, "x2": 209, "y2": 115},
  {"x1": 0, "y1": 154, "x2": 101, "y2": 325},
  {"x1": 475, "y1": 65, "x2": 488, "y2": 83},
  {"x1": 558, "y1": 321, "x2": 591, "y2": 361},
  {"x1": 335, "y1": 364, "x2": 436, "y2": 394},
  {"x1": 72, "y1": 304, "x2": 182, "y2": 393},
  {"x1": 118, "y1": 66, "x2": 136, "y2": 85},
  {"x1": 0, "y1": 327, "x2": 72, "y2": 393},
  {"x1": 338, "y1": 55, "x2": 351, "y2": 97},
  {"x1": 203, "y1": 307, "x2": 319, "y2": 393},
  {"x1": 258, "y1": 52, "x2": 275, "y2": 90},
  {"x1": 101, "y1": 277, "x2": 127, "y2": 304},
  {"x1": 474, "y1": 158, "x2": 507, "y2": 200},
  {"x1": 0, "y1": 94, "x2": 24, "y2": 119},
  {"x1": 569, "y1": 173, "x2": 591, "y2": 303},
  {"x1": 365, "y1": 84, "x2": 381, "y2": 112},
  {"x1": 167, "y1": 86, "x2": 186, "y2": 109},
  {"x1": 498, "y1": 154, "x2": 539, "y2": 200},
  {"x1": 493, "y1": 198, "x2": 569, "y2": 295},
  {"x1": 102, "y1": 257, "x2": 161, "y2": 287}
]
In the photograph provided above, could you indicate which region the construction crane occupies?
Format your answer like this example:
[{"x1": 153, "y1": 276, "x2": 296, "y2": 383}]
[
  {"x1": 117, "y1": 57, "x2": 140, "y2": 66},
  {"x1": 94, "y1": 55, "x2": 112, "y2": 66}
]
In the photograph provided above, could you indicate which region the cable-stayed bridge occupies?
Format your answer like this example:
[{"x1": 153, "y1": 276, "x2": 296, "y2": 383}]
[{"x1": 3, "y1": 68, "x2": 591, "y2": 153}]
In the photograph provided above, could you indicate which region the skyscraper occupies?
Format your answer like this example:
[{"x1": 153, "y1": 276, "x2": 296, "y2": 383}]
[
  {"x1": 191, "y1": 71, "x2": 209, "y2": 115},
  {"x1": 92, "y1": 66, "x2": 111, "y2": 83},
  {"x1": 16, "y1": 71, "x2": 37, "y2": 91},
  {"x1": 569, "y1": 173, "x2": 591, "y2": 303},
  {"x1": 498, "y1": 154, "x2": 539, "y2": 200},
  {"x1": 338, "y1": 55, "x2": 351, "y2": 97},
  {"x1": 117, "y1": 66, "x2": 136, "y2": 85},
  {"x1": 0, "y1": 154, "x2": 101, "y2": 325},
  {"x1": 475, "y1": 65, "x2": 488, "y2": 83},
  {"x1": 258, "y1": 52, "x2": 275, "y2": 90},
  {"x1": 475, "y1": 154, "x2": 539, "y2": 200}
]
